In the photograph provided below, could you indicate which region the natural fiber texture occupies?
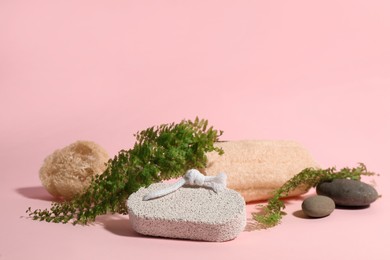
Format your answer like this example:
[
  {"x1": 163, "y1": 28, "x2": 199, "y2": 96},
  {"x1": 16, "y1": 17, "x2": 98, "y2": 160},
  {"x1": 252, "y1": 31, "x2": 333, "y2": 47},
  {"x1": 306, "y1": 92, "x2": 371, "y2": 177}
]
[
  {"x1": 204, "y1": 140, "x2": 320, "y2": 202},
  {"x1": 39, "y1": 140, "x2": 110, "y2": 200},
  {"x1": 127, "y1": 183, "x2": 246, "y2": 242}
]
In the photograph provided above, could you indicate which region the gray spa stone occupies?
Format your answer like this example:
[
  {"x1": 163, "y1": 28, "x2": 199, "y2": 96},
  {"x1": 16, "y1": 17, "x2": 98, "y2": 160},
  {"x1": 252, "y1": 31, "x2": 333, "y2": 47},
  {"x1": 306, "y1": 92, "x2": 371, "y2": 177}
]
[
  {"x1": 302, "y1": 195, "x2": 335, "y2": 218},
  {"x1": 127, "y1": 183, "x2": 246, "y2": 242},
  {"x1": 316, "y1": 179, "x2": 378, "y2": 207}
]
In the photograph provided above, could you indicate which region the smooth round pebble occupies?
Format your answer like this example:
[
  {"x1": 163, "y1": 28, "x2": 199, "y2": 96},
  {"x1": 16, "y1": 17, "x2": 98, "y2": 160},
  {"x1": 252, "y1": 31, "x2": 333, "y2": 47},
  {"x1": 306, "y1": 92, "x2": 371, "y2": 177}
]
[
  {"x1": 302, "y1": 195, "x2": 335, "y2": 218},
  {"x1": 316, "y1": 179, "x2": 378, "y2": 207}
]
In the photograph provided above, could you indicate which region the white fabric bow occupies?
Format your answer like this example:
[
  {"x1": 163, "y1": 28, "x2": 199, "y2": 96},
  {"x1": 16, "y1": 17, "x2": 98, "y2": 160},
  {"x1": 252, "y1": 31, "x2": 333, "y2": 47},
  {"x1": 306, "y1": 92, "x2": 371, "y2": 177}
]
[{"x1": 142, "y1": 169, "x2": 227, "y2": 201}]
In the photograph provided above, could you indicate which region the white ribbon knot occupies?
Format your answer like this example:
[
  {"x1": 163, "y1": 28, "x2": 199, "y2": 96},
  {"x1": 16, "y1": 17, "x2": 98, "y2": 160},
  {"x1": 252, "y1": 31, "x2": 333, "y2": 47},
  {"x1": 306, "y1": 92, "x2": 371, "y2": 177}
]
[{"x1": 142, "y1": 169, "x2": 227, "y2": 201}]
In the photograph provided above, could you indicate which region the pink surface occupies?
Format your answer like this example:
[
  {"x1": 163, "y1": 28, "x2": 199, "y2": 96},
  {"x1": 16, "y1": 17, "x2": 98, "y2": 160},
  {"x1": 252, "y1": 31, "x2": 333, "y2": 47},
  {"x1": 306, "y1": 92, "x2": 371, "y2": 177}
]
[{"x1": 1, "y1": 0, "x2": 389, "y2": 259}]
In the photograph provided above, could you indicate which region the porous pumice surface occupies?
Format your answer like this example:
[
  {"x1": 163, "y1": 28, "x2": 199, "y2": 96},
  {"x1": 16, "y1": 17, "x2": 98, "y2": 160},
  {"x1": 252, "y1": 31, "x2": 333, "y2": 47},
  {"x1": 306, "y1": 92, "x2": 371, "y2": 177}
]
[{"x1": 127, "y1": 183, "x2": 246, "y2": 242}]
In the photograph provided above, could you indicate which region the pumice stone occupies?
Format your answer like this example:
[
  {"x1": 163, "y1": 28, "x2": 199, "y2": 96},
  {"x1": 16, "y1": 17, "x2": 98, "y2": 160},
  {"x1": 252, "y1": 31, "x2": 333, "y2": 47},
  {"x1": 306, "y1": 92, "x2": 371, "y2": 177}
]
[{"x1": 127, "y1": 170, "x2": 246, "y2": 242}]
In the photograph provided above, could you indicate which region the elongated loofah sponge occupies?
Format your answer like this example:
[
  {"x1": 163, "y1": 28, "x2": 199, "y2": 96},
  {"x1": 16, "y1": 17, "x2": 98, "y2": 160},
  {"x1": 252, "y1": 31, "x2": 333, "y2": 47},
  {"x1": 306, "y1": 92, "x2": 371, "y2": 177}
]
[
  {"x1": 204, "y1": 140, "x2": 320, "y2": 202},
  {"x1": 39, "y1": 140, "x2": 110, "y2": 200},
  {"x1": 127, "y1": 183, "x2": 246, "y2": 242}
]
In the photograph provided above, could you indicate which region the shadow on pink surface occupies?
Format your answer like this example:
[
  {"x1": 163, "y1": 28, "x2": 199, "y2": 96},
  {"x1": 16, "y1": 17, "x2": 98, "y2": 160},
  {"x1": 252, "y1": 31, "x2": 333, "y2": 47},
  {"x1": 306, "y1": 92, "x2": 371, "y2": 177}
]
[
  {"x1": 96, "y1": 215, "x2": 217, "y2": 242},
  {"x1": 16, "y1": 186, "x2": 58, "y2": 202},
  {"x1": 16, "y1": 187, "x2": 142, "y2": 237},
  {"x1": 95, "y1": 214, "x2": 143, "y2": 237}
]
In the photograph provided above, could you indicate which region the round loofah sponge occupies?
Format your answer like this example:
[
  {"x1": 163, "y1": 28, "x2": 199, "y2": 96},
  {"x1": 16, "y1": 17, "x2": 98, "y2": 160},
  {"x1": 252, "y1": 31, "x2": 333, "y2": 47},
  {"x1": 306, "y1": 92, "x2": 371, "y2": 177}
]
[{"x1": 39, "y1": 140, "x2": 110, "y2": 200}]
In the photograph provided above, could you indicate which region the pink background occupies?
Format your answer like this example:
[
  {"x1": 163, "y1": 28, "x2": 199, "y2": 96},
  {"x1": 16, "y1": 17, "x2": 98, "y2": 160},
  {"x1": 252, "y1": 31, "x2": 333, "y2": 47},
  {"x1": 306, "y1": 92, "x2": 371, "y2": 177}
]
[{"x1": 1, "y1": 0, "x2": 389, "y2": 259}]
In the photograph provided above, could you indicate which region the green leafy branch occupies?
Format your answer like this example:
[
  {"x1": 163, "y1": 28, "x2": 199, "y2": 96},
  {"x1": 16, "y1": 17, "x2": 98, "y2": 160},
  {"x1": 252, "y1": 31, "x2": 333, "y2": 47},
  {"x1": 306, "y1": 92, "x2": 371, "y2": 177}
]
[
  {"x1": 27, "y1": 117, "x2": 223, "y2": 224},
  {"x1": 253, "y1": 163, "x2": 376, "y2": 228}
]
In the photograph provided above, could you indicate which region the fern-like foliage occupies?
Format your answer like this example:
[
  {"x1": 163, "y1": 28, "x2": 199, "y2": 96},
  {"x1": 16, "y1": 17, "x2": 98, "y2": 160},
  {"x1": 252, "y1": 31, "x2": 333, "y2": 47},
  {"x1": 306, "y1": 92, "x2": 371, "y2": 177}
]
[
  {"x1": 27, "y1": 118, "x2": 223, "y2": 224},
  {"x1": 253, "y1": 163, "x2": 376, "y2": 228}
]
